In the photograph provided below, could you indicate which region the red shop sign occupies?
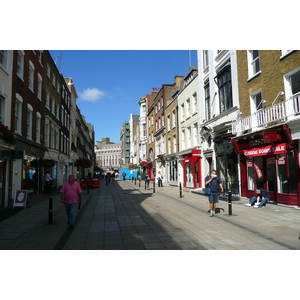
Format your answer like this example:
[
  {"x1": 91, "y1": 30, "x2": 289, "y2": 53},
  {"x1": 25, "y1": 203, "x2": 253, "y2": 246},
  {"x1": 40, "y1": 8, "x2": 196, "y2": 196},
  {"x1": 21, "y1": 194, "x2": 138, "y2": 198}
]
[{"x1": 243, "y1": 143, "x2": 287, "y2": 157}]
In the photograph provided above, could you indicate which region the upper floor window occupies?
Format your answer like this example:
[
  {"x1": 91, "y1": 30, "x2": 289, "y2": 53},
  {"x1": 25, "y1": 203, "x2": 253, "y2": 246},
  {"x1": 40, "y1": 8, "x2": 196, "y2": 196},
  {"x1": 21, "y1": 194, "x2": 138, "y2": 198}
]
[
  {"x1": 0, "y1": 50, "x2": 9, "y2": 71},
  {"x1": 28, "y1": 61, "x2": 35, "y2": 91},
  {"x1": 248, "y1": 50, "x2": 260, "y2": 78},
  {"x1": 17, "y1": 51, "x2": 25, "y2": 79},
  {"x1": 15, "y1": 94, "x2": 23, "y2": 134},
  {"x1": 37, "y1": 74, "x2": 42, "y2": 100},
  {"x1": 203, "y1": 50, "x2": 209, "y2": 69},
  {"x1": 204, "y1": 82, "x2": 211, "y2": 121},
  {"x1": 217, "y1": 66, "x2": 232, "y2": 113},
  {"x1": 27, "y1": 104, "x2": 33, "y2": 139},
  {"x1": 193, "y1": 93, "x2": 197, "y2": 113}
]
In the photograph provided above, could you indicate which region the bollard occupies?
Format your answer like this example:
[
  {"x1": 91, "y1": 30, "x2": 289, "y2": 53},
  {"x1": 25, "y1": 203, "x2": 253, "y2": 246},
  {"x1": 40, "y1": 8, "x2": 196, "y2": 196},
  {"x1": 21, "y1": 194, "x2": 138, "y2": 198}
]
[
  {"x1": 228, "y1": 190, "x2": 232, "y2": 215},
  {"x1": 153, "y1": 181, "x2": 155, "y2": 193},
  {"x1": 139, "y1": 179, "x2": 141, "y2": 187},
  {"x1": 135, "y1": 178, "x2": 136, "y2": 185},
  {"x1": 145, "y1": 180, "x2": 147, "y2": 190},
  {"x1": 48, "y1": 194, "x2": 53, "y2": 224},
  {"x1": 87, "y1": 183, "x2": 90, "y2": 194},
  {"x1": 179, "y1": 182, "x2": 183, "y2": 198}
]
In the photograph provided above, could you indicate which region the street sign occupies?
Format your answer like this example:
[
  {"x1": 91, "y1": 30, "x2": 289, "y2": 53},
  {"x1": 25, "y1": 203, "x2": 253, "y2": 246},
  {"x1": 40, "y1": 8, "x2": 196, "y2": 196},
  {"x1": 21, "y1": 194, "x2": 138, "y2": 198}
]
[{"x1": 11, "y1": 150, "x2": 24, "y2": 159}]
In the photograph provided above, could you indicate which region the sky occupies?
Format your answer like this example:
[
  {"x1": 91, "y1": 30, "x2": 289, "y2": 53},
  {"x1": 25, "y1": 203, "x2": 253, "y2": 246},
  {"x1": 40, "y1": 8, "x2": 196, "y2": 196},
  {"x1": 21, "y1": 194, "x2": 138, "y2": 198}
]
[{"x1": 49, "y1": 50, "x2": 198, "y2": 143}]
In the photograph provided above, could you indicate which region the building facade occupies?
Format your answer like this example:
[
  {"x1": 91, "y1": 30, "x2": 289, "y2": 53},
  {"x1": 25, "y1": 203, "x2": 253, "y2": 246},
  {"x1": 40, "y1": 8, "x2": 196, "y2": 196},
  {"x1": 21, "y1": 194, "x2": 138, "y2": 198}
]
[
  {"x1": 197, "y1": 50, "x2": 240, "y2": 192},
  {"x1": 232, "y1": 50, "x2": 300, "y2": 206}
]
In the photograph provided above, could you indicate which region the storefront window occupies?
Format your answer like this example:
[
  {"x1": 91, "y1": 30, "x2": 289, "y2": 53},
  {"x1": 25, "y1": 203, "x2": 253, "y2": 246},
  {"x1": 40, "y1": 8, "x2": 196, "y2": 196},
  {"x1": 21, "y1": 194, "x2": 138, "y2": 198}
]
[
  {"x1": 247, "y1": 160, "x2": 254, "y2": 190},
  {"x1": 288, "y1": 151, "x2": 297, "y2": 193},
  {"x1": 266, "y1": 157, "x2": 276, "y2": 192},
  {"x1": 277, "y1": 153, "x2": 288, "y2": 193},
  {"x1": 186, "y1": 163, "x2": 193, "y2": 188}
]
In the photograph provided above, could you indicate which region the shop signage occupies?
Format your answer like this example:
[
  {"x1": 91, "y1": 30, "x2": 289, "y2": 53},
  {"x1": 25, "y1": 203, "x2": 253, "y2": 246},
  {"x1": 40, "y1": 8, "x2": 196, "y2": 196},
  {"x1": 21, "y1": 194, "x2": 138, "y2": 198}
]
[
  {"x1": 263, "y1": 131, "x2": 282, "y2": 142},
  {"x1": 13, "y1": 190, "x2": 28, "y2": 208},
  {"x1": 278, "y1": 157, "x2": 285, "y2": 165},
  {"x1": 243, "y1": 143, "x2": 287, "y2": 157},
  {"x1": 266, "y1": 157, "x2": 276, "y2": 165},
  {"x1": 247, "y1": 160, "x2": 253, "y2": 167},
  {"x1": 254, "y1": 163, "x2": 263, "y2": 178}
]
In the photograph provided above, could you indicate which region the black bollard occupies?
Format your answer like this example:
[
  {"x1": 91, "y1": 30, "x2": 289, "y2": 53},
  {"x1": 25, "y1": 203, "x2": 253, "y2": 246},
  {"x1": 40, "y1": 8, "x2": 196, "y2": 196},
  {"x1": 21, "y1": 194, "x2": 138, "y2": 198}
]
[
  {"x1": 153, "y1": 181, "x2": 155, "y2": 193},
  {"x1": 228, "y1": 190, "x2": 232, "y2": 215},
  {"x1": 145, "y1": 180, "x2": 147, "y2": 190},
  {"x1": 179, "y1": 182, "x2": 183, "y2": 198},
  {"x1": 48, "y1": 194, "x2": 53, "y2": 224},
  {"x1": 139, "y1": 179, "x2": 141, "y2": 187},
  {"x1": 135, "y1": 178, "x2": 136, "y2": 185}
]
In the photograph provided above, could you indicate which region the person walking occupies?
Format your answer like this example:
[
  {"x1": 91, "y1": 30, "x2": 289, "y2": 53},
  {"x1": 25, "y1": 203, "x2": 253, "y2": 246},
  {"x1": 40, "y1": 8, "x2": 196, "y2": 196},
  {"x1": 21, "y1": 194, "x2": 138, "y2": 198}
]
[
  {"x1": 145, "y1": 175, "x2": 150, "y2": 189},
  {"x1": 157, "y1": 171, "x2": 163, "y2": 187},
  {"x1": 60, "y1": 174, "x2": 82, "y2": 229},
  {"x1": 205, "y1": 170, "x2": 224, "y2": 217},
  {"x1": 45, "y1": 171, "x2": 52, "y2": 194},
  {"x1": 122, "y1": 172, "x2": 126, "y2": 181}
]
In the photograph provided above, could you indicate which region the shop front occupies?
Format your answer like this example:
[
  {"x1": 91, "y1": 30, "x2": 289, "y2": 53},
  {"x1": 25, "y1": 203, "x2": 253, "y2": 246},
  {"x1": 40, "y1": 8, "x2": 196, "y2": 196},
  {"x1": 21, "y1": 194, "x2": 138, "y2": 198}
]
[
  {"x1": 232, "y1": 125, "x2": 299, "y2": 206},
  {"x1": 166, "y1": 155, "x2": 178, "y2": 186},
  {"x1": 181, "y1": 149, "x2": 202, "y2": 189}
]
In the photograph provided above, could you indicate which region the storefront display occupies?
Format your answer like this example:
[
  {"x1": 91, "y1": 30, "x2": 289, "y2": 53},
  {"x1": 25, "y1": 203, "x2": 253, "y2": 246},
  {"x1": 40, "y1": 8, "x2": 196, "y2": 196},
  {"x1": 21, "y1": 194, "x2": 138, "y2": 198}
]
[{"x1": 232, "y1": 124, "x2": 299, "y2": 206}]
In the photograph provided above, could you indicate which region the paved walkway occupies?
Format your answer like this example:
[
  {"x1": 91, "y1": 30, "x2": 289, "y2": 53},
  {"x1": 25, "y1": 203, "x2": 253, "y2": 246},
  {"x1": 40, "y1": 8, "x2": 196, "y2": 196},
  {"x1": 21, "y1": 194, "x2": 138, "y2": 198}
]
[{"x1": 0, "y1": 179, "x2": 300, "y2": 250}]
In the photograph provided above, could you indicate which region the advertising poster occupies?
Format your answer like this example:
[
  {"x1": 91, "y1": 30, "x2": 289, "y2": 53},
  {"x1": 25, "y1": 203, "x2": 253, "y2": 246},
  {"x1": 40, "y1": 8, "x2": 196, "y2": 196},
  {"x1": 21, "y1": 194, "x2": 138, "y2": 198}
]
[{"x1": 13, "y1": 190, "x2": 28, "y2": 208}]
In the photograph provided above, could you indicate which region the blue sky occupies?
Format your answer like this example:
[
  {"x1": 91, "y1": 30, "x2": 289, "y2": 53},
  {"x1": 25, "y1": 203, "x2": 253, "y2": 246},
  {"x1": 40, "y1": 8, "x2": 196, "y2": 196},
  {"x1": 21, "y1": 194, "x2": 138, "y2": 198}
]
[{"x1": 49, "y1": 50, "x2": 198, "y2": 143}]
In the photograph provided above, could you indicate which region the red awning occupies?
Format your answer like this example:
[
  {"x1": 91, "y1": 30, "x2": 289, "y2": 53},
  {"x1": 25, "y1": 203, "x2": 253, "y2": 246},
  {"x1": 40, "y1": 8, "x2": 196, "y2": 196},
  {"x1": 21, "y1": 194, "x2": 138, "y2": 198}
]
[{"x1": 141, "y1": 162, "x2": 148, "y2": 165}]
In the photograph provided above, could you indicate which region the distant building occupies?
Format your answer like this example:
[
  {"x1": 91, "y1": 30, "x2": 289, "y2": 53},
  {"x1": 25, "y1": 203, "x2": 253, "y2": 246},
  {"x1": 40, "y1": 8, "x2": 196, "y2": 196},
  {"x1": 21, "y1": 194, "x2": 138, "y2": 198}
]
[{"x1": 95, "y1": 138, "x2": 121, "y2": 170}]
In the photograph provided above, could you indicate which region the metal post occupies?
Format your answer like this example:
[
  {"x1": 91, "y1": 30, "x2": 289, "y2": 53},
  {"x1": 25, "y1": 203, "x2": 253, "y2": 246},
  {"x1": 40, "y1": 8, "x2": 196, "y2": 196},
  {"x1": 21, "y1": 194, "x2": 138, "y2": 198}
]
[
  {"x1": 228, "y1": 190, "x2": 232, "y2": 215},
  {"x1": 145, "y1": 180, "x2": 147, "y2": 190},
  {"x1": 135, "y1": 178, "x2": 136, "y2": 185},
  {"x1": 153, "y1": 181, "x2": 155, "y2": 193},
  {"x1": 87, "y1": 182, "x2": 90, "y2": 194},
  {"x1": 179, "y1": 182, "x2": 183, "y2": 198},
  {"x1": 48, "y1": 194, "x2": 53, "y2": 224},
  {"x1": 139, "y1": 179, "x2": 141, "y2": 187}
]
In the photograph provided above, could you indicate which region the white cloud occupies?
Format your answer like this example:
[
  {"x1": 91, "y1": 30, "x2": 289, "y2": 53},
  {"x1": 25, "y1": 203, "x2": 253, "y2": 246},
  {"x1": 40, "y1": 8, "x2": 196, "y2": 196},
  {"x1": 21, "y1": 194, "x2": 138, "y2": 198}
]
[{"x1": 79, "y1": 88, "x2": 104, "y2": 102}]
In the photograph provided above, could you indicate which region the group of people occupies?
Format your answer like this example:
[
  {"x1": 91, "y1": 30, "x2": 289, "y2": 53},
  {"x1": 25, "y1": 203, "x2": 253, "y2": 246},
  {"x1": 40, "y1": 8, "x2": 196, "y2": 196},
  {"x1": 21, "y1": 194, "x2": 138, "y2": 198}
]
[{"x1": 56, "y1": 168, "x2": 272, "y2": 229}]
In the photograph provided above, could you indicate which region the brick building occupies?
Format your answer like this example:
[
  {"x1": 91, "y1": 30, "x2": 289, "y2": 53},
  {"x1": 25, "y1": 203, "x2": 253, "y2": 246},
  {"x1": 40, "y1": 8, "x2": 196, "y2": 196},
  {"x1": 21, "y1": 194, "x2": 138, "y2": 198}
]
[{"x1": 232, "y1": 50, "x2": 300, "y2": 206}]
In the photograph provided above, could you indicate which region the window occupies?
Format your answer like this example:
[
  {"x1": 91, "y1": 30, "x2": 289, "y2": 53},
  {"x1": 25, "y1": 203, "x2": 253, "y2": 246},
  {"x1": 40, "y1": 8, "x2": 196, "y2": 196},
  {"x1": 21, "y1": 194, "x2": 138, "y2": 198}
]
[
  {"x1": 186, "y1": 98, "x2": 190, "y2": 117},
  {"x1": 27, "y1": 104, "x2": 33, "y2": 139},
  {"x1": 194, "y1": 123, "x2": 198, "y2": 146},
  {"x1": 182, "y1": 129, "x2": 185, "y2": 148},
  {"x1": 204, "y1": 82, "x2": 211, "y2": 121},
  {"x1": 28, "y1": 61, "x2": 34, "y2": 91},
  {"x1": 193, "y1": 93, "x2": 197, "y2": 113},
  {"x1": 289, "y1": 68, "x2": 300, "y2": 95},
  {"x1": 252, "y1": 91, "x2": 263, "y2": 111},
  {"x1": 173, "y1": 135, "x2": 176, "y2": 152},
  {"x1": 37, "y1": 74, "x2": 42, "y2": 100},
  {"x1": 0, "y1": 50, "x2": 7, "y2": 69},
  {"x1": 47, "y1": 64, "x2": 51, "y2": 78},
  {"x1": 248, "y1": 50, "x2": 260, "y2": 78},
  {"x1": 203, "y1": 50, "x2": 209, "y2": 69},
  {"x1": 17, "y1": 51, "x2": 25, "y2": 79},
  {"x1": 172, "y1": 110, "x2": 176, "y2": 128},
  {"x1": 15, "y1": 94, "x2": 23, "y2": 133},
  {"x1": 36, "y1": 113, "x2": 41, "y2": 143},
  {"x1": 167, "y1": 115, "x2": 170, "y2": 131},
  {"x1": 45, "y1": 122, "x2": 50, "y2": 147},
  {"x1": 187, "y1": 126, "x2": 191, "y2": 148},
  {"x1": 143, "y1": 123, "x2": 146, "y2": 137},
  {"x1": 181, "y1": 103, "x2": 185, "y2": 120},
  {"x1": 217, "y1": 66, "x2": 232, "y2": 113}
]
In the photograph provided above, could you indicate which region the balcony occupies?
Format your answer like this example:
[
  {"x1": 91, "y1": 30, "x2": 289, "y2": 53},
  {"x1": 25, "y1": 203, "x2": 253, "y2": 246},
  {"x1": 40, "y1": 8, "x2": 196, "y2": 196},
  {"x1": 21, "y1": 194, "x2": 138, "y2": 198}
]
[{"x1": 232, "y1": 92, "x2": 300, "y2": 135}]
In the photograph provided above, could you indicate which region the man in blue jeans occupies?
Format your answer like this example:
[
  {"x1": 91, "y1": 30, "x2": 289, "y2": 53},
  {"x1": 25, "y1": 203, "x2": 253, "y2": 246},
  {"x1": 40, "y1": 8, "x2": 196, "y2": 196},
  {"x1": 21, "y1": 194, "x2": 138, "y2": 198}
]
[
  {"x1": 245, "y1": 188, "x2": 270, "y2": 208},
  {"x1": 205, "y1": 170, "x2": 224, "y2": 217}
]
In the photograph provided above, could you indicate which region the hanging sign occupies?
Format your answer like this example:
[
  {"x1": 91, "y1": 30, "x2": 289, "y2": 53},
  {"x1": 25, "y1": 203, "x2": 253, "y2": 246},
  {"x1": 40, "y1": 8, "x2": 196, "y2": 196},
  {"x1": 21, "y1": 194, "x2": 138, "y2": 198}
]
[
  {"x1": 13, "y1": 190, "x2": 29, "y2": 208},
  {"x1": 243, "y1": 143, "x2": 287, "y2": 157},
  {"x1": 254, "y1": 163, "x2": 263, "y2": 178},
  {"x1": 266, "y1": 157, "x2": 276, "y2": 165},
  {"x1": 247, "y1": 160, "x2": 253, "y2": 167},
  {"x1": 278, "y1": 157, "x2": 285, "y2": 165}
]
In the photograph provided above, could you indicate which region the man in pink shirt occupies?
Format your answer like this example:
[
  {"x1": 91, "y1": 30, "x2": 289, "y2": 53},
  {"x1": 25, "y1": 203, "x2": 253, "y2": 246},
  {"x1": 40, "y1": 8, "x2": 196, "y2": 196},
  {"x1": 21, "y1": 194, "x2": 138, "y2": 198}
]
[{"x1": 60, "y1": 174, "x2": 82, "y2": 229}]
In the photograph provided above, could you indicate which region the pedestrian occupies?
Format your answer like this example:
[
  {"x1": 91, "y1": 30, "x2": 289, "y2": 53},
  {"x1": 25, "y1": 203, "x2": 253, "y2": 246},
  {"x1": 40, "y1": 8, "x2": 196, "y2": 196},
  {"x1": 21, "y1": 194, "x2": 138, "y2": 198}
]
[
  {"x1": 105, "y1": 172, "x2": 111, "y2": 186},
  {"x1": 245, "y1": 188, "x2": 271, "y2": 208},
  {"x1": 145, "y1": 175, "x2": 150, "y2": 189},
  {"x1": 45, "y1": 171, "x2": 52, "y2": 194},
  {"x1": 157, "y1": 171, "x2": 163, "y2": 187},
  {"x1": 60, "y1": 174, "x2": 82, "y2": 229},
  {"x1": 205, "y1": 170, "x2": 224, "y2": 217},
  {"x1": 122, "y1": 172, "x2": 126, "y2": 181}
]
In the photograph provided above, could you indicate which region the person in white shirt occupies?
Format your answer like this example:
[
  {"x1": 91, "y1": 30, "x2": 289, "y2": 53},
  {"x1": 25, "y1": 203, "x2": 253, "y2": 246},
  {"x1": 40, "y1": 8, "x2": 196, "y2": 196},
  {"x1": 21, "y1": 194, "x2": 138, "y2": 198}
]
[{"x1": 45, "y1": 171, "x2": 52, "y2": 194}]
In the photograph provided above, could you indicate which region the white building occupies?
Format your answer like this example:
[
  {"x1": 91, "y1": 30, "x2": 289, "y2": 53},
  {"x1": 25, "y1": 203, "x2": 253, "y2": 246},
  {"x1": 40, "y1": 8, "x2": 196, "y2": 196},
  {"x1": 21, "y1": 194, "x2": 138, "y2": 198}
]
[
  {"x1": 95, "y1": 139, "x2": 121, "y2": 170},
  {"x1": 138, "y1": 97, "x2": 147, "y2": 163},
  {"x1": 177, "y1": 66, "x2": 201, "y2": 189},
  {"x1": 197, "y1": 50, "x2": 240, "y2": 191}
]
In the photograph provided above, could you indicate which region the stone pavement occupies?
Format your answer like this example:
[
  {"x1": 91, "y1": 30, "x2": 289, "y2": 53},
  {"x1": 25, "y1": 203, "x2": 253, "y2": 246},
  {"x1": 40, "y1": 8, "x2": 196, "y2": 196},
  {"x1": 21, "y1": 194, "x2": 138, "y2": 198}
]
[{"x1": 0, "y1": 178, "x2": 300, "y2": 250}]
